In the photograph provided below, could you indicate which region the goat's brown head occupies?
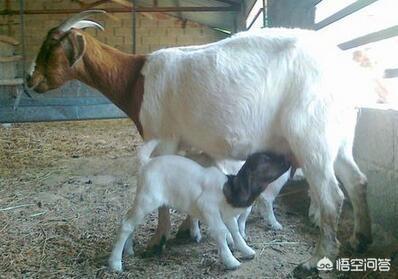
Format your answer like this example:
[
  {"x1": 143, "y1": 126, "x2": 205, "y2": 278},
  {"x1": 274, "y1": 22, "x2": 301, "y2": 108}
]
[
  {"x1": 26, "y1": 10, "x2": 105, "y2": 93},
  {"x1": 223, "y1": 152, "x2": 291, "y2": 208}
]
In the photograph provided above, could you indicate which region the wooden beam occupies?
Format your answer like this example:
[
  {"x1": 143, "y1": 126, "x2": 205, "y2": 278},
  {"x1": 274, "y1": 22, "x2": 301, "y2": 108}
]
[
  {"x1": 0, "y1": 78, "x2": 24, "y2": 86},
  {"x1": 0, "y1": 55, "x2": 23, "y2": 63},
  {"x1": 0, "y1": 35, "x2": 19, "y2": 45},
  {"x1": 0, "y1": 6, "x2": 240, "y2": 15},
  {"x1": 338, "y1": 25, "x2": 398, "y2": 50},
  {"x1": 315, "y1": 0, "x2": 379, "y2": 30}
]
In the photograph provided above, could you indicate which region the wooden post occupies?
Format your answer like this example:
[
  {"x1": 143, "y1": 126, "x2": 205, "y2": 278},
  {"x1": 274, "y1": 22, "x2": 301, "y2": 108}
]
[{"x1": 132, "y1": 0, "x2": 136, "y2": 54}]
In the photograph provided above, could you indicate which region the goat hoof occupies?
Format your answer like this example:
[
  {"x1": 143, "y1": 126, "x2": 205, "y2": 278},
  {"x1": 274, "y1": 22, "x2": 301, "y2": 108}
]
[
  {"x1": 146, "y1": 235, "x2": 167, "y2": 255},
  {"x1": 224, "y1": 260, "x2": 241, "y2": 270},
  {"x1": 292, "y1": 263, "x2": 318, "y2": 278},
  {"x1": 175, "y1": 228, "x2": 191, "y2": 240},
  {"x1": 108, "y1": 260, "x2": 123, "y2": 273},
  {"x1": 241, "y1": 251, "x2": 255, "y2": 260},
  {"x1": 268, "y1": 221, "x2": 283, "y2": 231},
  {"x1": 124, "y1": 246, "x2": 134, "y2": 256},
  {"x1": 191, "y1": 232, "x2": 202, "y2": 243},
  {"x1": 349, "y1": 233, "x2": 372, "y2": 253}
]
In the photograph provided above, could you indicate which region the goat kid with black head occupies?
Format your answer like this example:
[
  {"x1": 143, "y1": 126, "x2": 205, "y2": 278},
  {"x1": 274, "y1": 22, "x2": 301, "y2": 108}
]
[
  {"x1": 224, "y1": 153, "x2": 290, "y2": 208},
  {"x1": 109, "y1": 141, "x2": 290, "y2": 271}
]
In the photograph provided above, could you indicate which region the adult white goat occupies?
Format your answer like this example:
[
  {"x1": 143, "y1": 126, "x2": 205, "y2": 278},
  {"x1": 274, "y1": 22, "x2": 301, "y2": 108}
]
[
  {"x1": 28, "y1": 11, "x2": 372, "y2": 273},
  {"x1": 140, "y1": 28, "x2": 372, "y2": 272}
]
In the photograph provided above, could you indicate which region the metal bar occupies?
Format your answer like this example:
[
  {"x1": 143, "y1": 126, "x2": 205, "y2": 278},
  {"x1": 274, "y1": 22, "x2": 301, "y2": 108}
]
[
  {"x1": 338, "y1": 25, "x2": 398, "y2": 50},
  {"x1": 18, "y1": 0, "x2": 30, "y2": 101},
  {"x1": 384, "y1": 68, "x2": 398, "y2": 79},
  {"x1": 247, "y1": 8, "x2": 263, "y2": 30},
  {"x1": 132, "y1": 0, "x2": 136, "y2": 54},
  {"x1": 314, "y1": 0, "x2": 379, "y2": 30},
  {"x1": 262, "y1": 0, "x2": 266, "y2": 28},
  {"x1": 0, "y1": 6, "x2": 240, "y2": 15},
  {"x1": 13, "y1": 86, "x2": 22, "y2": 110}
]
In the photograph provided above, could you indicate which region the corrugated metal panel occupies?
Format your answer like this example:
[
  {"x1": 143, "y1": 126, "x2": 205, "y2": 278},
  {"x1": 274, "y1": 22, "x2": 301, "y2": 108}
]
[
  {"x1": 137, "y1": 0, "x2": 240, "y2": 31},
  {"x1": 0, "y1": 81, "x2": 126, "y2": 123}
]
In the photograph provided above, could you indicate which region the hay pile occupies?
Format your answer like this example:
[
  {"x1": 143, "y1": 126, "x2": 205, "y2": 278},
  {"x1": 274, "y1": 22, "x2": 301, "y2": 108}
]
[
  {"x1": 0, "y1": 119, "x2": 397, "y2": 278},
  {"x1": 0, "y1": 119, "x2": 141, "y2": 177}
]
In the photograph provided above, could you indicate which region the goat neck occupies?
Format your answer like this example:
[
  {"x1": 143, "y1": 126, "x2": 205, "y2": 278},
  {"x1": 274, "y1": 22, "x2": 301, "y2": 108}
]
[{"x1": 74, "y1": 32, "x2": 146, "y2": 135}]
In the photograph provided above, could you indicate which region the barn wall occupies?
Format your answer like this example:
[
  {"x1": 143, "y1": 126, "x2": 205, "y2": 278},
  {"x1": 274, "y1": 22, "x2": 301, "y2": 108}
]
[
  {"x1": 0, "y1": 0, "x2": 227, "y2": 123},
  {"x1": 354, "y1": 107, "x2": 398, "y2": 237}
]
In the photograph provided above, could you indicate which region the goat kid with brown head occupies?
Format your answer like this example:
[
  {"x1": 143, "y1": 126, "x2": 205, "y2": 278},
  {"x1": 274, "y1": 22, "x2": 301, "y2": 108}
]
[{"x1": 27, "y1": 10, "x2": 146, "y2": 134}]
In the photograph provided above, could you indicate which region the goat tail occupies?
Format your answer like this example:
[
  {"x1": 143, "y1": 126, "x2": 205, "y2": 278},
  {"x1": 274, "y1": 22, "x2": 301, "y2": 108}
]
[{"x1": 138, "y1": 139, "x2": 159, "y2": 167}]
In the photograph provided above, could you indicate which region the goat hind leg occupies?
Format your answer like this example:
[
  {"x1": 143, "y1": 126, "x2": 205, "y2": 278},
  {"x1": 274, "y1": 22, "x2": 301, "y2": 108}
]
[
  {"x1": 109, "y1": 207, "x2": 146, "y2": 272},
  {"x1": 146, "y1": 206, "x2": 171, "y2": 253},
  {"x1": 176, "y1": 216, "x2": 202, "y2": 243},
  {"x1": 300, "y1": 166, "x2": 344, "y2": 272},
  {"x1": 146, "y1": 140, "x2": 179, "y2": 252},
  {"x1": 334, "y1": 148, "x2": 372, "y2": 252}
]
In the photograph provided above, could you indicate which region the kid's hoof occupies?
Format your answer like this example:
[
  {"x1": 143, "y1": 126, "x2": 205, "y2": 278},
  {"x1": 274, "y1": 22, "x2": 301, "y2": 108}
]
[{"x1": 108, "y1": 259, "x2": 123, "y2": 273}]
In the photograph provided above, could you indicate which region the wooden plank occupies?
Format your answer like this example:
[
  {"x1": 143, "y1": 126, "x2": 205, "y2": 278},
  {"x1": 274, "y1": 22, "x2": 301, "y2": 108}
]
[
  {"x1": 0, "y1": 35, "x2": 19, "y2": 46},
  {"x1": 0, "y1": 55, "x2": 23, "y2": 63},
  {"x1": 338, "y1": 25, "x2": 398, "y2": 50},
  {"x1": 0, "y1": 78, "x2": 24, "y2": 86},
  {"x1": 314, "y1": 0, "x2": 379, "y2": 30}
]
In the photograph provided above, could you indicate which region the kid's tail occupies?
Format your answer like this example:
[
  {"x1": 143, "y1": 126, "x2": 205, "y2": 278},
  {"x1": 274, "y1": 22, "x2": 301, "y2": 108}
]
[{"x1": 138, "y1": 139, "x2": 159, "y2": 167}]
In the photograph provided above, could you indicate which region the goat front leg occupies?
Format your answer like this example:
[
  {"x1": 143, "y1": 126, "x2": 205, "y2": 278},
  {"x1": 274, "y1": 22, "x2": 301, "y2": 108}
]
[
  {"x1": 257, "y1": 169, "x2": 290, "y2": 230},
  {"x1": 204, "y1": 212, "x2": 240, "y2": 270},
  {"x1": 225, "y1": 217, "x2": 255, "y2": 260},
  {"x1": 237, "y1": 206, "x2": 252, "y2": 240}
]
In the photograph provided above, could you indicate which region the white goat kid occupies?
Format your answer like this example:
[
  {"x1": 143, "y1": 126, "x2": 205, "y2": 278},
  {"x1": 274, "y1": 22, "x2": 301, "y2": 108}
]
[
  {"x1": 141, "y1": 28, "x2": 373, "y2": 270},
  {"x1": 109, "y1": 140, "x2": 290, "y2": 271}
]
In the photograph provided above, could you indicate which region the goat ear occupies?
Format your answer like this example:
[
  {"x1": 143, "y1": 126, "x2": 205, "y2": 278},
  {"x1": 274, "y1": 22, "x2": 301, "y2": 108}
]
[{"x1": 63, "y1": 31, "x2": 86, "y2": 67}]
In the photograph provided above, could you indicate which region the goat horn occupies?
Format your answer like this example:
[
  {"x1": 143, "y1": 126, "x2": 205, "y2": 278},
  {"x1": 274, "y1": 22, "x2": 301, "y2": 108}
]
[
  {"x1": 57, "y1": 10, "x2": 106, "y2": 33},
  {"x1": 69, "y1": 19, "x2": 104, "y2": 31}
]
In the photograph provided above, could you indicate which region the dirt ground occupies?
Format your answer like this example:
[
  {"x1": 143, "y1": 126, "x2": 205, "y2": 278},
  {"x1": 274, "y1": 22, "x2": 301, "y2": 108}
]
[{"x1": 1, "y1": 119, "x2": 397, "y2": 278}]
